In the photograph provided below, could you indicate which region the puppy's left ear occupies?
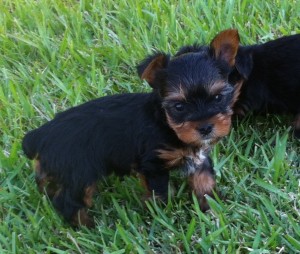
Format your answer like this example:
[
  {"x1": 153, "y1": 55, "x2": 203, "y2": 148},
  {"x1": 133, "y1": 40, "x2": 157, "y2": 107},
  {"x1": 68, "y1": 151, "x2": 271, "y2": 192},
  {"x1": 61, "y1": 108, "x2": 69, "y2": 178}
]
[
  {"x1": 137, "y1": 52, "x2": 170, "y2": 88},
  {"x1": 210, "y1": 29, "x2": 240, "y2": 67}
]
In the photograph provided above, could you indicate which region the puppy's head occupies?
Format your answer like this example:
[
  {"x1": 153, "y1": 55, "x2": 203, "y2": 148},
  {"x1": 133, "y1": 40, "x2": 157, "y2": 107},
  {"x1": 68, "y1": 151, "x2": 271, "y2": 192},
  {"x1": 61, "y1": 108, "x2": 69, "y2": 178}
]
[{"x1": 138, "y1": 29, "x2": 242, "y2": 147}]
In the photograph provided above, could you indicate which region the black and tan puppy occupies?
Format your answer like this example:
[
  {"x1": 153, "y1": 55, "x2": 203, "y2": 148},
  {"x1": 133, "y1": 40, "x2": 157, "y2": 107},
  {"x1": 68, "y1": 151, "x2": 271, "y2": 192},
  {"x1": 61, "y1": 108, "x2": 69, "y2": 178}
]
[
  {"x1": 177, "y1": 29, "x2": 300, "y2": 138},
  {"x1": 22, "y1": 30, "x2": 241, "y2": 227}
]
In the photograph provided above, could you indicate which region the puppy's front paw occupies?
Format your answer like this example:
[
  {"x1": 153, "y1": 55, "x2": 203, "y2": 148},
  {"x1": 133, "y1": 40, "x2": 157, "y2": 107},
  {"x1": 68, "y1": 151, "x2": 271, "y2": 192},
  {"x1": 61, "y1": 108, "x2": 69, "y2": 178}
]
[{"x1": 188, "y1": 170, "x2": 215, "y2": 212}]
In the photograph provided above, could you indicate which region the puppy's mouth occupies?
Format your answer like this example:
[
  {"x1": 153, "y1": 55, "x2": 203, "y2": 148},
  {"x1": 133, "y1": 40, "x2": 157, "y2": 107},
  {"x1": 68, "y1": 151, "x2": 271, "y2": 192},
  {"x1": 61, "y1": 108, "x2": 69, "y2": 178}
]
[
  {"x1": 197, "y1": 132, "x2": 219, "y2": 147},
  {"x1": 166, "y1": 113, "x2": 232, "y2": 147}
]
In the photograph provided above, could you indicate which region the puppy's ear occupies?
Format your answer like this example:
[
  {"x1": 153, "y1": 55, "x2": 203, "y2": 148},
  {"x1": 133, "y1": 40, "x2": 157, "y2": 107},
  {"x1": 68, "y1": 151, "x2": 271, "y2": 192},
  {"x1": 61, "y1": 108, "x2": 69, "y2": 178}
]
[
  {"x1": 210, "y1": 29, "x2": 240, "y2": 67},
  {"x1": 235, "y1": 49, "x2": 253, "y2": 79},
  {"x1": 137, "y1": 53, "x2": 169, "y2": 88}
]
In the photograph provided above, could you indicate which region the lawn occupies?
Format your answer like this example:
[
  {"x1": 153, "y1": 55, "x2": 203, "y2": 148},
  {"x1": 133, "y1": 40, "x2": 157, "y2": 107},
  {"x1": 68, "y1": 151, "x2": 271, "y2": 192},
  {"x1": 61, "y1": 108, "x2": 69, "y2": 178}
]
[{"x1": 0, "y1": 0, "x2": 300, "y2": 253}]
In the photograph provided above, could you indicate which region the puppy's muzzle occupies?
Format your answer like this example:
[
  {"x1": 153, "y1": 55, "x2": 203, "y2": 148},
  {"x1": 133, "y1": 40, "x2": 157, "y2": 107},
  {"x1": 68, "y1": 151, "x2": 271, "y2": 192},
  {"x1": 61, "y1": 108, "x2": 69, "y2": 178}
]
[{"x1": 198, "y1": 123, "x2": 214, "y2": 137}]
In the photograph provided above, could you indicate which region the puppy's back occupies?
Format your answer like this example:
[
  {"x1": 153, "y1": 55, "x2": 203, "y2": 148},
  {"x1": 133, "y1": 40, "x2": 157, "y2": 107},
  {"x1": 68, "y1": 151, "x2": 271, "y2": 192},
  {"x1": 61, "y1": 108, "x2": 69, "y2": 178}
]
[{"x1": 22, "y1": 93, "x2": 155, "y2": 163}]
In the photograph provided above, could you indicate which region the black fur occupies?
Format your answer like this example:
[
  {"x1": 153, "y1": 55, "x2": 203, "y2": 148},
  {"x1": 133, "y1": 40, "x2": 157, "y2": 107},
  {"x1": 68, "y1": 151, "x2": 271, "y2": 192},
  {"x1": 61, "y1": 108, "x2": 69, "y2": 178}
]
[{"x1": 23, "y1": 31, "x2": 240, "y2": 226}]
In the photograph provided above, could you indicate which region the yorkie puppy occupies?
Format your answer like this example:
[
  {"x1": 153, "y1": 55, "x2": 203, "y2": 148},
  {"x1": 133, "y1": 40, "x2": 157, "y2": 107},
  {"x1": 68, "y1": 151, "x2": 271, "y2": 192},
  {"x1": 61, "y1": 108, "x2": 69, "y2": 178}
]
[
  {"x1": 177, "y1": 29, "x2": 300, "y2": 138},
  {"x1": 22, "y1": 30, "x2": 241, "y2": 227}
]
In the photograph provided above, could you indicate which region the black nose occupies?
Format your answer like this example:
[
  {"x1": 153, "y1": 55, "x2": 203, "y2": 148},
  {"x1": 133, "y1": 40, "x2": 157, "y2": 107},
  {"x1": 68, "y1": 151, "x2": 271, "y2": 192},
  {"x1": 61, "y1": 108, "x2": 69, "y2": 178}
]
[{"x1": 199, "y1": 124, "x2": 213, "y2": 136}]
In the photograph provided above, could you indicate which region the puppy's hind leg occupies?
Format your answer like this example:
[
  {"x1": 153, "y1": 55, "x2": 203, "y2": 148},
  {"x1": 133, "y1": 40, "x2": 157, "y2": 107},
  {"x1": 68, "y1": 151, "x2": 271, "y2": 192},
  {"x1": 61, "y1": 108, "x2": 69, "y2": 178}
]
[
  {"x1": 52, "y1": 182, "x2": 96, "y2": 228},
  {"x1": 34, "y1": 160, "x2": 59, "y2": 198}
]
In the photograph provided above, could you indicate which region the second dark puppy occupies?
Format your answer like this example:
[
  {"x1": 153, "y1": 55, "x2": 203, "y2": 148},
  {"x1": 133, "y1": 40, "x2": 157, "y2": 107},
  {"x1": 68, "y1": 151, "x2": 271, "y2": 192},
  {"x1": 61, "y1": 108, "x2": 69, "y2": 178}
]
[
  {"x1": 22, "y1": 30, "x2": 241, "y2": 227},
  {"x1": 233, "y1": 32, "x2": 300, "y2": 138}
]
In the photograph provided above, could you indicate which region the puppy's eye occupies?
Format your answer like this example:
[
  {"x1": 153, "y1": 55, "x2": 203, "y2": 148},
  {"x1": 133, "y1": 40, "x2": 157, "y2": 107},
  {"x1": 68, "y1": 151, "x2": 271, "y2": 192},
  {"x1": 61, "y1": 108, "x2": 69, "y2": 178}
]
[
  {"x1": 174, "y1": 103, "x2": 184, "y2": 111},
  {"x1": 214, "y1": 94, "x2": 223, "y2": 102}
]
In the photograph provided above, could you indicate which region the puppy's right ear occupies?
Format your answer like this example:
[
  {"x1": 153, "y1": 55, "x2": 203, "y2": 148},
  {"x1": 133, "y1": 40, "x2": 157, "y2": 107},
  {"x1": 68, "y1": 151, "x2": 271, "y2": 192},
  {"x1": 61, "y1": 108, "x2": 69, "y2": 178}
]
[{"x1": 137, "y1": 53, "x2": 170, "y2": 88}]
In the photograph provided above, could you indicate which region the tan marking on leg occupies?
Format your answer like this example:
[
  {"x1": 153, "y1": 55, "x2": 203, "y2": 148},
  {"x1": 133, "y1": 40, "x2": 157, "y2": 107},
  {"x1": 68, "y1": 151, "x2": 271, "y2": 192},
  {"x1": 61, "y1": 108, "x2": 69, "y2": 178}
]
[
  {"x1": 35, "y1": 160, "x2": 49, "y2": 192},
  {"x1": 34, "y1": 159, "x2": 59, "y2": 198},
  {"x1": 138, "y1": 174, "x2": 151, "y2": 197},
  {"x1": 188, "y1": 170, "x2": 215, "y2": 211},
  {"x1": 83, "y1": 184, "x2": 96, "y2": 208}
]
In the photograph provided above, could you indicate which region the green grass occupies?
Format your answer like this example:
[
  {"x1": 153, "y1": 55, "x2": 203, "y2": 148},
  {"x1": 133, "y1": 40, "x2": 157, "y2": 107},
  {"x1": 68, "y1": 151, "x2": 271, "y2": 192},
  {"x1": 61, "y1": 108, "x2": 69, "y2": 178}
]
[{"x1": 0, "y1": 0, "x2": 300, "y2": 253}]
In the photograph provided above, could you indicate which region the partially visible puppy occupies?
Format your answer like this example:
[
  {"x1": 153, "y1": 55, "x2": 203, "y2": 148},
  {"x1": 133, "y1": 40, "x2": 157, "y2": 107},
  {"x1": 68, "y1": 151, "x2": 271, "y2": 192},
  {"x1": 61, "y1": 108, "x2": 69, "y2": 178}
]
[
  {"x1": 22, "y1": 30, "x2": 241, "y2": 227},
  {"x1": 232, "y1": 32, "x2": 300, "y2": 138},
  {"x1": 176, "y1": 29, "x2": 300, "y2": 138}
]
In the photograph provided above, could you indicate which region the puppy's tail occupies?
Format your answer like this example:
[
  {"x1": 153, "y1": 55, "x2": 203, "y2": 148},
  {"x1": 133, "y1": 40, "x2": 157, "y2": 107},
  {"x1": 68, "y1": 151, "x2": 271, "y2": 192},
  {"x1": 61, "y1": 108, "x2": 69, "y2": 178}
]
[{"x1": 22, "y1": 129, "x2": 41, "y2": 160}]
